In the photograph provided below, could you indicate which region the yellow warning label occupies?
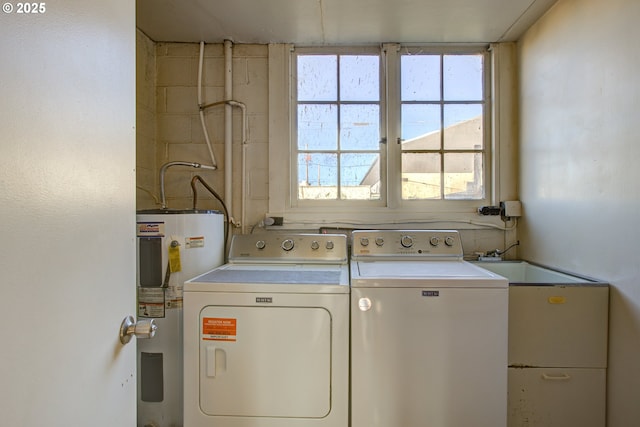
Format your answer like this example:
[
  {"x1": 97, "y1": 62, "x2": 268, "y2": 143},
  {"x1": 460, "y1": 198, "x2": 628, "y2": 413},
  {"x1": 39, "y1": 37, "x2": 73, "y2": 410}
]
[
  {"x1": 202, "y1": 317, "x2": 237, "y2": 341},
  {"x1": 168, "y1": 243, "x2": 181, "y2": 273}
]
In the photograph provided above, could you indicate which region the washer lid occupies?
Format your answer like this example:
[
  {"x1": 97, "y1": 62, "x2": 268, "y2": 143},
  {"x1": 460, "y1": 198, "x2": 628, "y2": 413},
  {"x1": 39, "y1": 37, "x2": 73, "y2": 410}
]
[{"x1": 351, "y1": 260, "x2": 507, "y2": 288}]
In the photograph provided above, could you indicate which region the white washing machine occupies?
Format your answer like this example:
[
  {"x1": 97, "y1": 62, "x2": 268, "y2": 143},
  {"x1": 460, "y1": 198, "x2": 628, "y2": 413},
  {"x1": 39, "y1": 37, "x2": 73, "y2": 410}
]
[
  {"x1": 350, "y1": 230, "x2": 509, "y2": 427},
  {"x1": 183, "y1": 233, "x2": 349, "y2": 427}
]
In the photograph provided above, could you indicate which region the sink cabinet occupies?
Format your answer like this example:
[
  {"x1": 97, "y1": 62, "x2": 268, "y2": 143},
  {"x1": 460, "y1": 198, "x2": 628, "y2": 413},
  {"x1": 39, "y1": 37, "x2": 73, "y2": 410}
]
[{"x1": 507, "y1": 285, "x2": 609, "y2": 427}]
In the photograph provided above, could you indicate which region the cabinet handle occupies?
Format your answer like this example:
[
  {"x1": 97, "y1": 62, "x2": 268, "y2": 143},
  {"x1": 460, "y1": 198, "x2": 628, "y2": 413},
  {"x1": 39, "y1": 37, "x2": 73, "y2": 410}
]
[{"x1": 541, "y1": 373, "x2": 571, "y2": 381}]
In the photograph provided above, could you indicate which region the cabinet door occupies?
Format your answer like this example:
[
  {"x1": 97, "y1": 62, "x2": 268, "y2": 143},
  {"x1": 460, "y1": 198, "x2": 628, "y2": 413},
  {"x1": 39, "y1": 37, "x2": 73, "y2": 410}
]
[
  {"x1": 509, "y1": 286, "x2": 608, "y2": 367},
  {"x1": 508, "y1": 368, "x2": 606, "y2": 427}
]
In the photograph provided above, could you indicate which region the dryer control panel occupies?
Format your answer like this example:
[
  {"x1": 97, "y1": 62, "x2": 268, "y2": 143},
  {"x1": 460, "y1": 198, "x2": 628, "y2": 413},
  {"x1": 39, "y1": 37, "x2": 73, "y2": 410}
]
[
  {"x1": 229, "y1": 233, "x2": 348, "y2": 264},
  {"x1": 351, "y1": 230, "x2": 463, "y2": 259}
]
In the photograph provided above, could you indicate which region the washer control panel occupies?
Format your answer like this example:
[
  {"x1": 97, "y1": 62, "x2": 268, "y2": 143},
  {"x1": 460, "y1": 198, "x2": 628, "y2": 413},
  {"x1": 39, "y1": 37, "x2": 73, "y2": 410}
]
[
  {"x1": 229, "y1": 233, "x2": 348, "y2": 264},
  {"x1": 352, "y1": 230, "x2": 463, "y2": 259}
]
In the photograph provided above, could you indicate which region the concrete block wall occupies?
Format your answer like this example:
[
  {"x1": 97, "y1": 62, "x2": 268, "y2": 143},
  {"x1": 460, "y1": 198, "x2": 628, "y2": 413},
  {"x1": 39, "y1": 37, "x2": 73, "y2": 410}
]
[
  {"x1": 136, "y1": 30, "x2": 157, "y2": 210},
  {"x1": 136, "y1": 35, "x2": 269, "y2": 230}
]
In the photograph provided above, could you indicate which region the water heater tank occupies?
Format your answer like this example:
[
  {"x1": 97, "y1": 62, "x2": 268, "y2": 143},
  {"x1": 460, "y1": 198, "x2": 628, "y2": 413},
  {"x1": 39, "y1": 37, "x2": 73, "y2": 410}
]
[{"x1": 136, "y1": 209, "x2": 224, "y2": 427}]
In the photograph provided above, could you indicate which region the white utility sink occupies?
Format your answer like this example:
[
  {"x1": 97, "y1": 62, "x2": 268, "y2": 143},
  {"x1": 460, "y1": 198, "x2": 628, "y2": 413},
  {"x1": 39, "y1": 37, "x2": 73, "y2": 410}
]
[{"x1": 471, "y1": 261, "x2": 593, "y2": 284}]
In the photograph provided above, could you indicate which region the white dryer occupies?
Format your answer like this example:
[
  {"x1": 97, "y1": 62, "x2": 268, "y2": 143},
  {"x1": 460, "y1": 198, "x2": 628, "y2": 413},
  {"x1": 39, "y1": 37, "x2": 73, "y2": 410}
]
[
  {"x1": 183, "y1": 233, "x2": 349, "y2": 427},
  {"x1": 350, "y1": 230, "x2": 509, "y2": 427}
]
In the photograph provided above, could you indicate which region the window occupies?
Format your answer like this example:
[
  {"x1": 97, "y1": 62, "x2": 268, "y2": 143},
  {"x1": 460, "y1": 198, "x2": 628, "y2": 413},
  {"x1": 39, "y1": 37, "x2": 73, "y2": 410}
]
[
  {"x1": 400, "y1": 52, "x2": 486, "y2": 200},
  {"x1": 292, "y1": 45, "x2": 489, "y2": 210},
  {"x1": 267, "y1": 43, "x2": 498, "y2": 224},
  {"x1": 295, "y1": 52, "x2": 382, "y2": 201}
]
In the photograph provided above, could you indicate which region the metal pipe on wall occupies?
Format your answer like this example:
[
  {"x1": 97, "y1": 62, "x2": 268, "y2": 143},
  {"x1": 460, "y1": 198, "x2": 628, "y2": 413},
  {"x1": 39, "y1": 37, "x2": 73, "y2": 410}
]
[
  {"x1": 197, "y1": 39, "x2": 247, "y2": 232},
  {"x1": 198, "y1": 41, "x2": 218, "y2": 169},
  {"x1": 159, "y1": 161, "x2": 216, "y2": 209},
  {"x1": 224, "y1": 40, "x2": 234, "y2": 226},
  {"x1": 227, "y1": 100, "x2": 248, "y2": 234}
]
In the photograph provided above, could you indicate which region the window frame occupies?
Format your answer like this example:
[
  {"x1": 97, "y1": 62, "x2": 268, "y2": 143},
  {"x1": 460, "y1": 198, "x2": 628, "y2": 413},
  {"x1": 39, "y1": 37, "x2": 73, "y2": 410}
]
[
  {"x1": 267, "y1": 43, "x2": 511, "y2": 228},
  {"x1": 392, "y1": 45, "x2": 491, "y2": 206},
  {"x1": 290, "y1": 46, "x2": 386, "y2": 208}
]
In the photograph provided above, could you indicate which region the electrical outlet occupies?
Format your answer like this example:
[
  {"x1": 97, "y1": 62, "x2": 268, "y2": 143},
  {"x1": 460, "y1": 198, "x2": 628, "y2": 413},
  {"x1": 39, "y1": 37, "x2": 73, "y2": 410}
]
[
  {"x1": 263, "y1": 215, "x2": 284, "y2": 226},
  {"x1": 478, "y1": 206, "x2": 502, "y2": 215},
  {"x1": 500, "y1": 201, "x2": 522, "y2": 218}
]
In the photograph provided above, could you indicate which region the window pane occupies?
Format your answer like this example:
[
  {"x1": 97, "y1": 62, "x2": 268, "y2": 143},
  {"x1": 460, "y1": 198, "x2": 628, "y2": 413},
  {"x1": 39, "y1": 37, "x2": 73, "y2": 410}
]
[
  {"x1": 401, "y1": 104, "x2": 441, "y2": 149},
  {"x1": 401, "y1": 153, "x2": 441, "y2": 200},
  {"x1": 298, "y1": 153, "x2": 338, "y2": 200},
  {"x1": 443, "y1": 55, "x2": 483, "y2": 101},
  {"x1": 294, "y1": 48, "x2": 487, "y2": 206},
  {"x1": 444, "y1": 153, "x2": 484, "y2": 199},
  {"x1": 443, "y1": 104, "x2": 483, "y2": 150},
  {"x1": 298, "y1": 104, "x2": 337, "y2": 150},
  {"x1": 340, "y1": 55, "x2": 379, "y2": 101},
  {"x1": 401, "y1": 55, "x2": 440, "y2": 101},
  {"x1": 297, "y1": 55, "x2": 337, "y2": 101},
  {"x1": 340, "y1": 104, "x2": 379, "y2": 150},
  {"x1": 341, "y1": 153, "x2": 380, "y2": 200}
]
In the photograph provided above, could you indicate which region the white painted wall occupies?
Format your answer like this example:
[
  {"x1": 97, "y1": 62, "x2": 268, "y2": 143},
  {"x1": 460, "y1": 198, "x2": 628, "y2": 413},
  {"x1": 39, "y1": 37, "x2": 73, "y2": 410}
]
[
  {"x1": 0, "y1": 1, "x2": 137, "y2": 426},
  {"x1": 518, "y1": 0, "x2": 640, "y2": 424}
]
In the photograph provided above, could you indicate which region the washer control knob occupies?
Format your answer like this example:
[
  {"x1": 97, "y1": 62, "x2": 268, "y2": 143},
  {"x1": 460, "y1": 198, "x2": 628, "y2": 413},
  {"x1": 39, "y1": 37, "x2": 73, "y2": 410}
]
[
  {"x1": 311, "y1": 240, "x2": 320, "y2": 250},
  {"x1": 444, "y1": 236, "x2": 455, "y2": 247},
  {"x1": 400, "y1": 235, "x2": 413, "y2": 248},
  {"x1": 281, "y1": 239, "x2": 295, "y2": 251},
  {"x1": 375, "y1": 237, "x2": 385, "y2": 246},
  {"x1": 326, "y1": 241, "x2": 334, "y2": 250},
  {"x1": 430, "y1": 236, "x2": 440, "y2": 247},
  {"x1": 360, "y1": 237, "x2": 370, "y2": 247},
  {"x1": 256, "y1": 240, "x2": 266, "y2": 250}
]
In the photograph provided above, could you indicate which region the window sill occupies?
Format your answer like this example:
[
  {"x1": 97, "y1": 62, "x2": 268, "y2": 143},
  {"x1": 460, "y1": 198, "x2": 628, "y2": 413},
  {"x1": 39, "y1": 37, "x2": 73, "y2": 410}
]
[{"x1": 265, "y1": 207, "x2": 512, "y2": 231}]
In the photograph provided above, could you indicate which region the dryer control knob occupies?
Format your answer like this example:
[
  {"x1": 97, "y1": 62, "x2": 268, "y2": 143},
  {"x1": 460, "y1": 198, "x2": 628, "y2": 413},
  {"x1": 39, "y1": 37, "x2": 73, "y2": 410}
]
[
  {"x1": 311, "y1": 240, "x2": 320, "y2": 250},
  {"x1": 400, "y1": 235, "x2": 413, "y2": 248},
  {"x1": 256, "y1": 240, "x2": 266, "y2": 250},
  {"x1": 375, "y1": 237, "x2": 385, "y2": 246},
  {"x1": 445, "y1": 236, "x2": 455, "y2": 247},
  {"x1": 360, "y1": 237, "x2": 370, "y2": 247},
  {"x1": 430, "y1": 236, "x2": 440, "y2": 247},
  {"x1": 326, "y1": 241, "x2": 334, "y2": 250},
  {"x1": 281, "y1": 239, "x2": 295, "y2": 251}
]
